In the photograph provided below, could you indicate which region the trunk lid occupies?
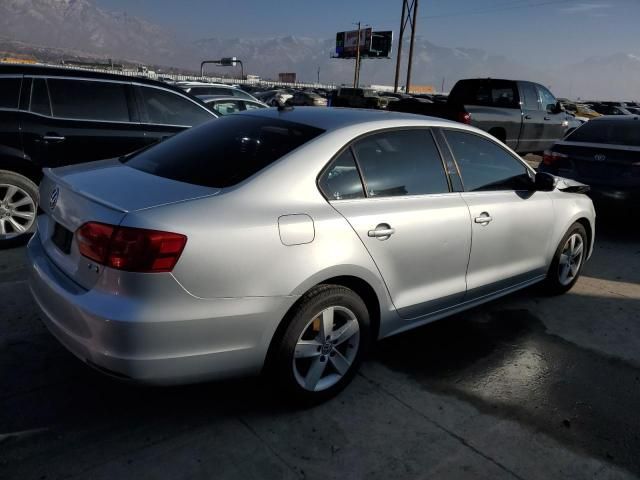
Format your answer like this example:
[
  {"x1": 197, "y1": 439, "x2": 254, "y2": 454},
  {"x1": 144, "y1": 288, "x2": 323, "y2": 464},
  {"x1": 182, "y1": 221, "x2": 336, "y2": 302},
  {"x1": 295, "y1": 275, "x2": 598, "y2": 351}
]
[
  {"x1": 38, "y1": 159, "x2": 220, "y2": 289},
  {"x1": 554, "y1": 141, "x2": 640, "y2": 188}
]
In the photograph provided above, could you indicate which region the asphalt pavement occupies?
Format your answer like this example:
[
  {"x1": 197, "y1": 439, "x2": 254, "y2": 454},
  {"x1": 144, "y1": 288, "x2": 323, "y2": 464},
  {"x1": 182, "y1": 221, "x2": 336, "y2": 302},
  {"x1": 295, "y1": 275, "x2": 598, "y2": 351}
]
[{"x1": 1, "y1": 213, "x2": 639, "y2": 480}]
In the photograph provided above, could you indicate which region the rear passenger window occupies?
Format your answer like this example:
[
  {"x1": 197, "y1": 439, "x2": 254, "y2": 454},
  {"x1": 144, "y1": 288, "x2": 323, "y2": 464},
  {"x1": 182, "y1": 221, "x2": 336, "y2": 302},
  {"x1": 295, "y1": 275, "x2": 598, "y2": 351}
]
[
  {"x1": 48, "y1": 79, "x2": 131, "y2": 122},
  {"x1": 445, "y1": 130, "x2": 530, "y2": 191},
  {"x1": 318, "y1": 149, "x2": 365, "y2": 200},
  {"x1": 353, "y1": 129, "x2": 449, "y2": 198},
  {"x1": 0, "y1": 78, "x2": 21, "y2": 109},
  {"x1": 30, "y1": 78, "x2": 51, "y2": 116},
  {"x1": 139, "y1": 86, "x2": 212, "y2": 126}
]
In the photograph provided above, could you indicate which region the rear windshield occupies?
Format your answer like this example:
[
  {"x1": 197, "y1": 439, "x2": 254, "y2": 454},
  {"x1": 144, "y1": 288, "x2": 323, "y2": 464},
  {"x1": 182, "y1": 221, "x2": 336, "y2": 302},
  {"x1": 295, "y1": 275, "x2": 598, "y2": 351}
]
[
  {"x1": 566, "y1": 120, "x2": 640, "y2": 147},
  {"x1": 125, "y1": 115, "x2": 324, "y2": 188}
]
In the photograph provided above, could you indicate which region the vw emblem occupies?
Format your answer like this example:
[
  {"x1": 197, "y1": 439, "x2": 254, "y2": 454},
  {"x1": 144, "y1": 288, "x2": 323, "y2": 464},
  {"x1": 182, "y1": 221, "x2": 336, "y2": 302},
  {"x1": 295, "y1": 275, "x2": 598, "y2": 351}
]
[
  {"x1": 49, "y1": 187, "x2": 60, "y2": 211},
  {"x1": 594, "y1": 154, "x2": 607, "y2": 162}
]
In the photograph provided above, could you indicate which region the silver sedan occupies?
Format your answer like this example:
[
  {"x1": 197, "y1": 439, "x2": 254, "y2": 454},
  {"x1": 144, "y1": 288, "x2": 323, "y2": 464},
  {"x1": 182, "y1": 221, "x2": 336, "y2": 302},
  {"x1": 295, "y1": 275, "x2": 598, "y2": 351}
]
[{"x1": 28, "y1": 107, "x2": 595, "y2": 403}]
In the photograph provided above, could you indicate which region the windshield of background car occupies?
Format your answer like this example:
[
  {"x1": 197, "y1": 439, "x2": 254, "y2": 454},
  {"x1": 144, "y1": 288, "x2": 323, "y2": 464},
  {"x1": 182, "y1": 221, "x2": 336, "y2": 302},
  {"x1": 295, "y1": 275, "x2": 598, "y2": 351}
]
[
  {"x1": 566, "y1": 120, "x2": 640, "y2": 147},
  {"x1": 125, "y1": 115, "x2": 324, "y2": 188}
]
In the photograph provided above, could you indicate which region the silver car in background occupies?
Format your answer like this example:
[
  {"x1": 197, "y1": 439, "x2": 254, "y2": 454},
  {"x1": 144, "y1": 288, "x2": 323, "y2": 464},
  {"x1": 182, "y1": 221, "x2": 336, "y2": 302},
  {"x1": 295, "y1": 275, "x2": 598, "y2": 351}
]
[{"x1": 28, "y1": 108, "x2": 595, "y2": 402}]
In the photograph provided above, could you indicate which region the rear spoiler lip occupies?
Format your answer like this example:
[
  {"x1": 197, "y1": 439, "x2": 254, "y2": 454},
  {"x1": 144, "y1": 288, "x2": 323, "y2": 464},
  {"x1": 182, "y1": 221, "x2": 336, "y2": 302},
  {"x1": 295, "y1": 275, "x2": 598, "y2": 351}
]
[
  {"x1": 43, "y1": 165, "x2": 222, "y2": 214},
  {"x1": 43, "y1": 166, "x2": 130, "y2": 213}
]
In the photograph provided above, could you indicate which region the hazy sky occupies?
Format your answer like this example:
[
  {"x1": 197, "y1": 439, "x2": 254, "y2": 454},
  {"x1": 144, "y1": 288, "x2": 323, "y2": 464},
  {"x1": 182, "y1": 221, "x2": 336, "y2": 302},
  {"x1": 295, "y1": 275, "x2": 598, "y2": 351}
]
[{"x1": 96, "y1": 0, "x2": 638, "y2": 67}]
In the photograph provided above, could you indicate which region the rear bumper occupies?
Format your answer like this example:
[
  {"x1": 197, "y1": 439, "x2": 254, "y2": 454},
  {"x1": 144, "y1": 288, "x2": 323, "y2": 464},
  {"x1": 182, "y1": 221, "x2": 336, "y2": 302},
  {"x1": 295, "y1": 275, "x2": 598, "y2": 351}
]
[{"x1": 27, "y1": 233, "x2": 297, "y2": 385}]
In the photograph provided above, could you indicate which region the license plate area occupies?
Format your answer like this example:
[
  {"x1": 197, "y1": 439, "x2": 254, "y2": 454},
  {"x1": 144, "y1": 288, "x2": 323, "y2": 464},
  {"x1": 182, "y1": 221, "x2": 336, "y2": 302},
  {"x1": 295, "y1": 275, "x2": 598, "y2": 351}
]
[{"x1": 52, "y1": 222, "x2": 73, "y2": 255}]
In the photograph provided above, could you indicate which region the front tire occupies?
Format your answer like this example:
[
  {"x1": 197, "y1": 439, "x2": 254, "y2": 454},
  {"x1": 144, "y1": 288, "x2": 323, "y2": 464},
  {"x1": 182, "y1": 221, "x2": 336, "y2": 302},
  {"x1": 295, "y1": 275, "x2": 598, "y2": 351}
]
[
  {"x1": 543, "y1": 222, "x2": 587, "y2": 295},
  {"x1": 0, "y1": 170, "x2": 39, "y2": 248},
  {"x1": 269, "y1": 285, "x2": 370, "y2": 404}
]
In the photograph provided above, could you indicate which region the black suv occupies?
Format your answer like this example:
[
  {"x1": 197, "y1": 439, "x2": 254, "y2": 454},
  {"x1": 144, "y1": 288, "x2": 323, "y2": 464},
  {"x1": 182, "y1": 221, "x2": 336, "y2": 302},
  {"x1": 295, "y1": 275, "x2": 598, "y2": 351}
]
[{"x1": 0, "y1": 65, "x2": 217, "y2": 244}]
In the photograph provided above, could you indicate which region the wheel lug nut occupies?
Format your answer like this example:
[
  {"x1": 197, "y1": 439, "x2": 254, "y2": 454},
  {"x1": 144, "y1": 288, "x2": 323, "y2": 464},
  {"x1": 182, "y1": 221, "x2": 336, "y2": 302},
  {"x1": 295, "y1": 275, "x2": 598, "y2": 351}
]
[{"x1": 320, "y1": 356, "x2": 326, "y2": 362}]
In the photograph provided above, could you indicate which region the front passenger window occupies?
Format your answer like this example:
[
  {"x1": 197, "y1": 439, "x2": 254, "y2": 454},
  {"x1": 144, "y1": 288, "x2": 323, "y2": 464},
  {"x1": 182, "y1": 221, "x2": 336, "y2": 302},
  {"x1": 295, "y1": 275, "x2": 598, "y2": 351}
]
[{"x1": 445, "y1": 130, "x2": 531, "y2": 191}]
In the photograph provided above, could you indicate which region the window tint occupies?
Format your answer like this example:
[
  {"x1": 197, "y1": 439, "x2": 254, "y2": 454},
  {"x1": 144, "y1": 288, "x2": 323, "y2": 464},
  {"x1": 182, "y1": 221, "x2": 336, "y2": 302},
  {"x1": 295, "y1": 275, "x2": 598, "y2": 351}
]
[
  {"x1": 231, "y1": 89, "x2": 253, "y2": 100},
  {"x1": 48, "y1": 79, "x2": 131, "y2": 121},
  {"x1": 353, "y1": 129, "x2": 449, "y2": 197},
  {"x1": 30, "y1": 78, "x2": 51, "y2": 116},
  {"x1": 318, "y1": 148, "x2": 364, "y2": 200},
  {"x1": 445, "y1": 130, "x2": 530, "y2": 191},
  {"x1": 450, "y1": 80, "x2": 519, "y2": 108},
  {"x1": 0, "y1": 78, "x2": 21, "y2": 109},
  {"x1": 244, "y1": 101, "x2": 265, "y2": 111},
  {"x1": 139, "y1": 86, "x2": 212, "y2": 126},
  {"x1": 537, "y1": 85, "x2": 557, "y2": 110},
  {"x1": 211, "y1": 100, "x2": 242, "y2": 116},
  {"x1": 126, "y1": 115, "x2": 324, "y2": 188},
  {"x1": 520, "y1": 83, "x2": 540, "y2": 110},
  {"x1": 566, "y1": 120, "x2": 640, "y2": 147}
]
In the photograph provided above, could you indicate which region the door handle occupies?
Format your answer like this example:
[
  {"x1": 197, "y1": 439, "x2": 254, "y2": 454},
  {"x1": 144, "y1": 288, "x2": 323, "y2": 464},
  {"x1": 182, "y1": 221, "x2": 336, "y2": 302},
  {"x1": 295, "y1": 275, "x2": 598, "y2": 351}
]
[
  {"x1": 368, "y1": 224, "x2": 395, "y2": 240},
  {"x1": 474, "y1": 213, "x2": 493, "y2": 225},
  {"x1": 543, "y1": 116, "x2": 551, "y2": 121},
  {"x1": 524, "y1": 115, "x2": 532, "y2": 120},
  {"x1": 43, "y1": 135, "x2": 66, "y2": 143}
]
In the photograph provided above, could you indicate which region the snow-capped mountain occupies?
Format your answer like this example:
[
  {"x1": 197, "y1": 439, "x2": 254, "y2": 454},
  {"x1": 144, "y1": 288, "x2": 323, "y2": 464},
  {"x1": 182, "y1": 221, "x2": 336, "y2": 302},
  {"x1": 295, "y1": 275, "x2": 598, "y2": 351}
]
[
  {"x1": 0, "y1": 0, "x2": 187, "y2": 65},
  {"x1": 1, "y1": 0, "x2": 639, "y2": 99}
]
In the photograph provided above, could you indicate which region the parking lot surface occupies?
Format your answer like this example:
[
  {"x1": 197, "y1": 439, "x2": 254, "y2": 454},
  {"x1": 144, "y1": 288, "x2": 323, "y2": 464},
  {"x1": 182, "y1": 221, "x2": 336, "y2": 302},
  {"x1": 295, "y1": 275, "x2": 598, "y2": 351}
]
[{"x1": 1, "y1": 215, "x2": 639, "y2": 480}]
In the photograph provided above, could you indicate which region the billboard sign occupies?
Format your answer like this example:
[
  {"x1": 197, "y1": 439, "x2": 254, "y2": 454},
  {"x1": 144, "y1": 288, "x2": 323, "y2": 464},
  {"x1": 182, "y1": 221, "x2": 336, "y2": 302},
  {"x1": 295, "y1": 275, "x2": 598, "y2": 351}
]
[
  {"x1": 335, "y1": 28, "x2": 372, "y2": 58},
  {"x1": 335, "y1": 29, "x2": 392, "y2": 59},
  {"x1": 369, "y1": 31, "x2": 393, "y2": 58}
]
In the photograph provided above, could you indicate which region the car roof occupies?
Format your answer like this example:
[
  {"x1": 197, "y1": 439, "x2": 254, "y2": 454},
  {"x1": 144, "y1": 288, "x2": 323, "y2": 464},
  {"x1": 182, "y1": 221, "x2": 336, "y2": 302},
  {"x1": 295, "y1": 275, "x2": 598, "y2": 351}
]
[
  {"x1": 179, "y1": 82, "x2": 238, "y2": 88},
  {"x1": 0, "y1": 64, "x2": 188, "y2": 94},
  {"x1": 241, "y1": 106, "x2": 464, "y2": 131},
  {"x1": 199, "y1": 95, "x2": 265, "y2": 104}
]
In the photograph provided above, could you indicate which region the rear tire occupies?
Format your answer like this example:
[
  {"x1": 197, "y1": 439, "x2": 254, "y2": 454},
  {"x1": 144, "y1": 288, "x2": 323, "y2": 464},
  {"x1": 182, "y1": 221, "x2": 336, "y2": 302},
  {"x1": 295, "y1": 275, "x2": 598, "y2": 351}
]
[
  {"x1": 268, "y1": 285, "x2": 370, "y2": 404},
  {"x1": 0, "y1": 170, "x2": 39, "y2": 248},
  {"x1": 543, "y1": 223, "x2": 587, "y2": 295}
]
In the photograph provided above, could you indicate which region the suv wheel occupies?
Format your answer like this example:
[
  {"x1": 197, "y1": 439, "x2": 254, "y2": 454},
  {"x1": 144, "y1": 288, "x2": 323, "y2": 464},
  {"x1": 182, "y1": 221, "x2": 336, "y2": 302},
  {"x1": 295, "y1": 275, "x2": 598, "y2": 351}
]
[
  {"x1": 0, "y1": 170, "x2": 39, "y2": 246},
  {"x1": 269, "y1": 285, "x2": 370, "y2": 404}
]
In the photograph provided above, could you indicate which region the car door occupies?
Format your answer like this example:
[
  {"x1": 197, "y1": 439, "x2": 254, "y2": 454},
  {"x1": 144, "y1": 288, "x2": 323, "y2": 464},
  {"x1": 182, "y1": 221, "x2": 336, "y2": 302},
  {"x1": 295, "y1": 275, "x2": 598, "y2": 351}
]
[
  {"x1": 320, "y1": 128, "x2": 472, "y2": 319},
  {"x1": 0, "y1": 75, "x2": 23, "y2": 161},
  {"x1": 443, "y1": 129, "x2": 554, "y2": 300},
  {"x1": 134, "y1": 84, "x2": 216, "y2": 146},
  {"x1": 536, "y1": 84, "x2": 566, "y2": 150},
  {"x1": 20, "y1": 77, "x2": 148, "y2": 167},
  {"x1": 517, "y1": 81, "x2": 546, "y2": 153}
]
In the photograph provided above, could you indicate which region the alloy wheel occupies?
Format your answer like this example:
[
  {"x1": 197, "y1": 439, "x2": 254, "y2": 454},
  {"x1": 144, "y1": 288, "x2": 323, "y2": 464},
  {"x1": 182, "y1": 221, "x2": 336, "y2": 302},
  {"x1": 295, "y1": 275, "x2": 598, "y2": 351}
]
[
  {"x1": 0, "y1": 184, "x2": 37, "y2": 239},
  {"x1": 293, "y1": 306, "x2": 360, "y2": 392},
  {"x1": 558, "y1": 233, "x2": 584, "y2": 286}
]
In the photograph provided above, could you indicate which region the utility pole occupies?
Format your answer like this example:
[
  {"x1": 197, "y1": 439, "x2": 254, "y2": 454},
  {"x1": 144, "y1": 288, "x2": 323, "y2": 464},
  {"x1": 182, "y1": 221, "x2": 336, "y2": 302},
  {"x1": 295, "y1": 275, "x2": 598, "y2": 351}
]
[
  {"x1": 393, "y1": 1, "x2": 407, "y2": 93},
  {"x1": 394, "y1": 0, "x2": 419, "y2": 93},
  {"x1": 317, "y1": 66, "x2": 320, "y2": 84},
  {"x1": 354, "y1": 21, "x2": 361, "y2": 88},
  {"x1": 405, "y1": 0, "x2": 418, "y2": 94}
]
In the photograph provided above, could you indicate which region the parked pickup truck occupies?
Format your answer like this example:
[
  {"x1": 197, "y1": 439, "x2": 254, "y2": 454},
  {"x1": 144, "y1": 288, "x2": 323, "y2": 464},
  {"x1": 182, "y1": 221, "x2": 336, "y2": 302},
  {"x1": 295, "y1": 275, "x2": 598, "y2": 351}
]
[{"x1": 389, "y1": 78, "x2": 567, "y2": 153}]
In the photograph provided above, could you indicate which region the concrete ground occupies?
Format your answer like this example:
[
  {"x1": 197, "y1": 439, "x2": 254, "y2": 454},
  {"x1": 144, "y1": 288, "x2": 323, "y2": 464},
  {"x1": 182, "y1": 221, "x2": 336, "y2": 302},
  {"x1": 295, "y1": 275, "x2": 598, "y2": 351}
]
[{"x1": 1, "y1": 214, "x2": 639, "y2": 480}]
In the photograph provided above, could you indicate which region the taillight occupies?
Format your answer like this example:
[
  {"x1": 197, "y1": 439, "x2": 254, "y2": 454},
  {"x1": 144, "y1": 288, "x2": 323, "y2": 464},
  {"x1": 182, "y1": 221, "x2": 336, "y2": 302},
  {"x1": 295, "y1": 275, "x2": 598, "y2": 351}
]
[
  {"x1": 458, "y1": 112, "x2": 471, "y2": 124},
  {"x1": 542, "y1": 150, "x2": 569, "y2": 167},
  {"x1": 76, "y1": 222, "x2": 187, "y2": 273}
]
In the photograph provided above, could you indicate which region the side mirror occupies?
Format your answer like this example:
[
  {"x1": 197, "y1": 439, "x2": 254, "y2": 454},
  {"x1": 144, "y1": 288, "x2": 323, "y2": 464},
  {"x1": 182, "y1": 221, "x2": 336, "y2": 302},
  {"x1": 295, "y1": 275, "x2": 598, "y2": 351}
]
[
  {"x1": 547, "y1": 102, "x2": 563, "y2": 114},
  {"x1": 534, "y1": 171, "x2": 557, "y2": 191}
]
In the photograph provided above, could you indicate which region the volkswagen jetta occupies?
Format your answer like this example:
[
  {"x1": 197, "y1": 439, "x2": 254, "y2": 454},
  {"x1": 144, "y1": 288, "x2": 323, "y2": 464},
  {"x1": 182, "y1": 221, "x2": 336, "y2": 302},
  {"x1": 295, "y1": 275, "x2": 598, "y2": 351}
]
[{"x1": 28, "y1": 108, "x2": 595, "y2": 402}]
